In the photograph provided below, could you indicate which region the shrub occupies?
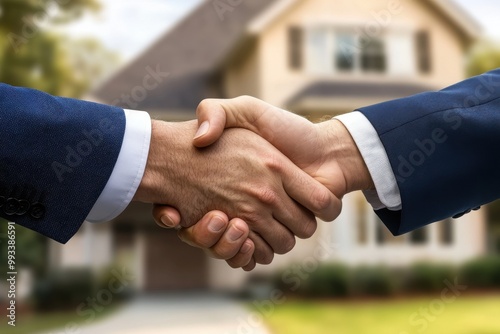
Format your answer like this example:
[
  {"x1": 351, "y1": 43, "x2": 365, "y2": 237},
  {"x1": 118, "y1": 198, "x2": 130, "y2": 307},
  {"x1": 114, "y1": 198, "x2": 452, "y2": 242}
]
[
  {"x1": 95, "y1": 266, "x2": 134, "y2": 302},
  {"x1": 459, "y1": 256, "x2": 500, "y2": 289},
  {"x1": 301, "y1": 263, "x2": 350, "y2": 298},
  {"x1": 32, "y1": 268, "x2": 93, "y2": 311},
  {"x1": 351, "y1": 266, "x2": 397, "y2": 297},
  {"x1": 403, "y1": 263, "x2": 456, "y2": 293}
]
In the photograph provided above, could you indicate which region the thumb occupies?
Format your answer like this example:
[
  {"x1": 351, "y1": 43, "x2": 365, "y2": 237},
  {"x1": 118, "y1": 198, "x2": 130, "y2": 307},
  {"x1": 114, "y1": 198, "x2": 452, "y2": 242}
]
[
  {"x1": 152, "y1": 205, "x2": 182, "y2": 229},
  {"x1": 193, "y1": 99, "x2": 228, "y2": 148}
]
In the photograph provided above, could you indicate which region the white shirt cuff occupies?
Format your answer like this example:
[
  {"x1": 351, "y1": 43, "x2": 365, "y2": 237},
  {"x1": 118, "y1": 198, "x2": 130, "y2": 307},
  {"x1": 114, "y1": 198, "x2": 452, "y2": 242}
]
[
  {"x1": 86, "y1": 109, "x2": 152, "y2": 223},
  {"x1": 335, "y1": 111, "x2": 402, "y2": 211}
]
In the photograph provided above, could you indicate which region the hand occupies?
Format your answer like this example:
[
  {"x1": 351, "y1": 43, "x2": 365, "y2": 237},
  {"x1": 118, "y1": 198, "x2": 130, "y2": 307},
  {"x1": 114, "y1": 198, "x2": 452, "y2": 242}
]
[
  {"x1": 134, "y1": 119, "x2": 339, "y2": 267},
  {"x1": 152, "y1": 209, "x2": 256, "y2": 269},
  {"x1": 191, "y1": 96, "x2": 373, "y2": 197},
  {"x1": 153, "y1": 97, "x2": 374, "y2": 269}
]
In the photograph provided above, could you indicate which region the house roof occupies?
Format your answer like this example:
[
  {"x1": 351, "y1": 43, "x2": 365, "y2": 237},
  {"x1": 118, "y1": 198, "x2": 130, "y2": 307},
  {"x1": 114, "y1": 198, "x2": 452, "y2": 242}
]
[
  {"x1": 94, "y1": 0, "x2": 480, "y2": 112},
  {"x1": 286, "y1": 81, "x2": 438, "y2": 114},
  {"x1": 93, "y1": 0, "x2": 278, "y2": 111},
  {"x1": 248, "y1": 0, "x2": 481, "y2": 41},
  {"x1": 287, "y1": 81, "x2": 435, "y2": 106}
]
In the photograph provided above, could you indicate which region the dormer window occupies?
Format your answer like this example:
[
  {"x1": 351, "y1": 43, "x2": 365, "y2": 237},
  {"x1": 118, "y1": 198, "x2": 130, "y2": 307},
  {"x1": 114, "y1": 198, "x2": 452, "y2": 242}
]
[
  {"x1": 335, "y1": 33, "x2": 386, "y2": 73},
  {"x1": 305, "y1": 25, "x2": 417, "y2": 76}
]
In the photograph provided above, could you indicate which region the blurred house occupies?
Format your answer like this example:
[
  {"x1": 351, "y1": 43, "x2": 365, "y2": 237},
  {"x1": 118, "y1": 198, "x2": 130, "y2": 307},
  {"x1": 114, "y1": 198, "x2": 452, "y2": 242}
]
[{"x1": 50, "y1": 0, "x2": 486, "y2": 292}]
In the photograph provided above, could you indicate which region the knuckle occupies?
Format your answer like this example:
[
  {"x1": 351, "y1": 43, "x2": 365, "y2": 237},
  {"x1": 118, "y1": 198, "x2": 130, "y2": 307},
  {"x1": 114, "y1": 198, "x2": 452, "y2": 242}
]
[
  {"x1": 227, "y1": 256, "x2": 248, "y2": 269},
  {"x1": 275, "y1": 236, "x2": 296, "y2": 255},
  {"x1": 297, "y1": 217, "x2": 317, "y2": 239},
  {"x1": 238, "y1": 206, "x2": 261, "y2": 223},
  {"x1": 258, "y1": 251, "x2": 274, "y2": 265},
  {"x1": 263, "y1": 154, "x2": 283, "y2": 173},
  {"x1": 211, "y1": 247, "x2": 232, "y2": 260},
  {"x1": 235, "y1": 95, "x2": 254, "y2": 104},
  {"x1": 256, "y1": 187, "x2": 279, "y2": 206},
  {"x1": 311, "y1": 187, "x2": 333, "y2": 213},
  {"x1": 196, "y1": 99, "x2": 214, "y2": 115}
]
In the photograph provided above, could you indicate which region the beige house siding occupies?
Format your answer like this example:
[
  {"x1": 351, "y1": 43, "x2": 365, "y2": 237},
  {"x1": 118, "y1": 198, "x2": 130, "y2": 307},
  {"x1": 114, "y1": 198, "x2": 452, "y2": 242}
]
[
  {"x1": 228, "y1": 0, "x2": 469, "y2": 109},
  {"x1": 223, "y1": 40, "x2": 262, "y2": 98}
]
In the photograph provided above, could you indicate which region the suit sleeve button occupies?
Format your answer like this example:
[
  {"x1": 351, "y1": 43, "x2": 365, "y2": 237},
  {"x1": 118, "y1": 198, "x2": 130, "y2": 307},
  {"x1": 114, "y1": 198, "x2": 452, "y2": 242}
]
[
  {"x1": 16, "y1": 200, "x2": 31, "y2": 215},
  {"x1": 30, "y1": 203, "x2": 45, "y2": 219},
  {"x1": 4, "y1": 198, "x2": 19, "y2": 215}
]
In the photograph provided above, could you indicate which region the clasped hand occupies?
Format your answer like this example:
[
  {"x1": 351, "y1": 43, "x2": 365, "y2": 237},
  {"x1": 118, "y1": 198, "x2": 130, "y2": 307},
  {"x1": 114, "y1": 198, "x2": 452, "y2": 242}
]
[{"x1": 133, "y1": 96, "x2": 373, "y2": 271}]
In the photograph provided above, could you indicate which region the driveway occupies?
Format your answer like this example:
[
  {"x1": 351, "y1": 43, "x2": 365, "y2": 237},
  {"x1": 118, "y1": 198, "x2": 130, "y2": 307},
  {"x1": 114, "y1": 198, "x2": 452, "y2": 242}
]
[{"x1": 40, "y1": 293, "x2": 271, "y2": 334}]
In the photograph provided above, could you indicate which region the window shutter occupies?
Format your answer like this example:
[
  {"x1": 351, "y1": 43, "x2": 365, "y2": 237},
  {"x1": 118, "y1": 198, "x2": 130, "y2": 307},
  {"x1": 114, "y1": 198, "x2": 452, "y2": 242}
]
[
  {"x1": 416, "y1": 31, "x2": 431, "y2": 73},
  {"x1": 289, "y1": 26, "x2": 303, "y2": 70}
]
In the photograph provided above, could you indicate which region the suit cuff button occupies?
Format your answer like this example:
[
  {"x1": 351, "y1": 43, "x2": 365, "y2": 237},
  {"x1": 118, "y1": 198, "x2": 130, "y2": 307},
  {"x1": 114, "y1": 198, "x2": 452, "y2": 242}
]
[
  {"x1": 4, "y1": 198, "x2": 19, "y2": 215},
  {"x1": 30, "y1": 203, "x2": 45, "y2": 219},
  {"x1": 16, "y1": 200, "x2": 31, "y2": 215}
]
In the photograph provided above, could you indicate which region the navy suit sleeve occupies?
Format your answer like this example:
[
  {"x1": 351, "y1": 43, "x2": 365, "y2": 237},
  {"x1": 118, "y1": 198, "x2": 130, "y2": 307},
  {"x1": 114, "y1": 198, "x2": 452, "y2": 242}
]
[
  {"x1": 358, "y1": 69, "x2": 500, "y2": 235},
  {"x1": 0, "y1": 84, "x2": 126, "y2": 243}
]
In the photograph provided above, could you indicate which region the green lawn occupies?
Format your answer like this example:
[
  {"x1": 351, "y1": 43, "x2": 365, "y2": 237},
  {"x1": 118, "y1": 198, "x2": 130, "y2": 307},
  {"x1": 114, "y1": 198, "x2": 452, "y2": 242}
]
[
  {"x1": 0, "y1": 306, "x2": 120, "y2": 334},
  {"x1": 257, "y1": 295, "x2": 500, "y2": 334}
]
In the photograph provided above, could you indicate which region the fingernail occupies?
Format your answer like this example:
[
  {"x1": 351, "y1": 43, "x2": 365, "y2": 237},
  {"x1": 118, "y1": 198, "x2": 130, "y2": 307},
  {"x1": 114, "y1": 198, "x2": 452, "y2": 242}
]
[
  {"x1": 227, "y1": 225, "x2": 244, "y2": 241},
  {"x1": 209, "y1": 216, "x2": 226, "y2": 232},
  {"x1": 241, "y1": 242, "x2": 252, "y2": 254},
  {"x1": 161, "y1": 215, "x2": 175, "y2": 228},
  {"x1": 194, "y1": 121, "x2": 209, "y2": 139}
]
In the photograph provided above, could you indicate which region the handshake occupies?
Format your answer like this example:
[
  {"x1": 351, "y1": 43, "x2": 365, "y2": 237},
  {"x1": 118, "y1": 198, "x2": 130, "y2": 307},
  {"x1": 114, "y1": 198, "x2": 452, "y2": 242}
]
[{"x1": 133, "y1": 96, "x2": 374, "y2": 271}]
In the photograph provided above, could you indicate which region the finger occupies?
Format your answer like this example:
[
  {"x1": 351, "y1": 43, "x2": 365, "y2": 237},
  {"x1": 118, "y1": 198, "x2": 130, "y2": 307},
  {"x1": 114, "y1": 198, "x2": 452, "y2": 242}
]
[
  {"x1": 193, "y1": 96, "x2": 313, "y2": 152},
  {"x1": 246, "y1": 210, "x2": 296, "y2": 255},
  {"x1": 207, "y1": 219, "x2": 250, "y2": 260},
  {"x1": 177, "y1": 211, "x2": 229, "y2": 249},
  {"x1": 242, "y1": 257, "x2": 257, "y2": 271},
  {"x1": 226, "y1": 239, "x2": 255, "y2": 268},
  {"x1": 280, "y1": 160, "x2": 342, "y2": 223},
  {"x1": 193, "y1": 99, "x2": 228, "y2": 147},
  {"x1": 248, "y1": 230, "x2": 274, "y2": 265},
  {"x1": 271, "y1": 189, "x2": 317, "y2": 241},
  {"x1": 152, "y1": 205, "x2": 182, "y2": 229}
]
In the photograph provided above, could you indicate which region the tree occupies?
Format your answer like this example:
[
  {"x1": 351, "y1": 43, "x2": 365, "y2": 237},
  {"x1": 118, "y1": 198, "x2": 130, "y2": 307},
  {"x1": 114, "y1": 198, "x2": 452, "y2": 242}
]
[
  {"x1": 0, "y1": 0, "x2": 118, "y2": 97},
  {"x1": 466, "y1": 39, "x2": 500, "y2": 77},
  {"x1": 0, "y1": 0, "x2": 119, "y2": 278}
]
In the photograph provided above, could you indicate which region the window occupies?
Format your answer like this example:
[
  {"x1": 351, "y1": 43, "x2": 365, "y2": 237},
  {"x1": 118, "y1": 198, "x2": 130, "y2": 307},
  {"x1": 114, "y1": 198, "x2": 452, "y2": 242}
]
[
  {"x1": 308, "y1": 27, "x2": 330, "y2": 72},
  {"x1": 360, "y1": 36, "x2": 386, "y2": 72},
  {"x1": 308, "y1": 27, "x2": 387, "y2": 74},
  {"x1": 409, "y1": 227, "x2": 428, "y2": 244},
  {"x1": 375, "y1": 218, "x2": 405, "y2": 245},
  {"x1": 288, "y1": 26, "x2": 304, "y2": 70},
  {"x1": 416, "y1": 31, "x2": 431, "y2": 73},
  {"x1": 375, "y1": 222, "x2": 387, "y2": 245},
  {"x1": 335, "y1": 33, "x2": 356, "y2": 71},
  {"x1": 439, "y1": 218, "x2": 453, "y2": 245},
  {"x1": 356, "y1": 196, "x2": 368, "y2": 245}
]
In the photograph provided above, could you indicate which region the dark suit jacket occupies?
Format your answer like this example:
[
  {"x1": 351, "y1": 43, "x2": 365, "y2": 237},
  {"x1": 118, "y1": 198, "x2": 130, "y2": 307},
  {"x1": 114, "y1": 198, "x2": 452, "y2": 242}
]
[
  {"x1": 0, "y1": 84, "x2": 125, "y2": 243},
  {"x1": 359, "y1": 69, "x2": 500, "y2": 235}
]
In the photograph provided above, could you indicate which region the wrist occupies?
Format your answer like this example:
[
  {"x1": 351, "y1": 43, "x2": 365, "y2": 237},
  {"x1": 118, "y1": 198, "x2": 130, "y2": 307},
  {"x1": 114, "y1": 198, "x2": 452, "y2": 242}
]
[
  {"x1": 318, "y1": 120, "x2": 374, "y2": 194},
  {"x1": 133, "y1": 120, "x2": 173, "y2": 204}
]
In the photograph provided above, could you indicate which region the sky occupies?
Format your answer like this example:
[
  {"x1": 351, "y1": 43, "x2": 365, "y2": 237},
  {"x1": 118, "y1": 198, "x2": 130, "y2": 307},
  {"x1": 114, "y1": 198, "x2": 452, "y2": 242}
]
[{"x1": 63, "y1": 0, "x2": 499, "y2": 62}]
